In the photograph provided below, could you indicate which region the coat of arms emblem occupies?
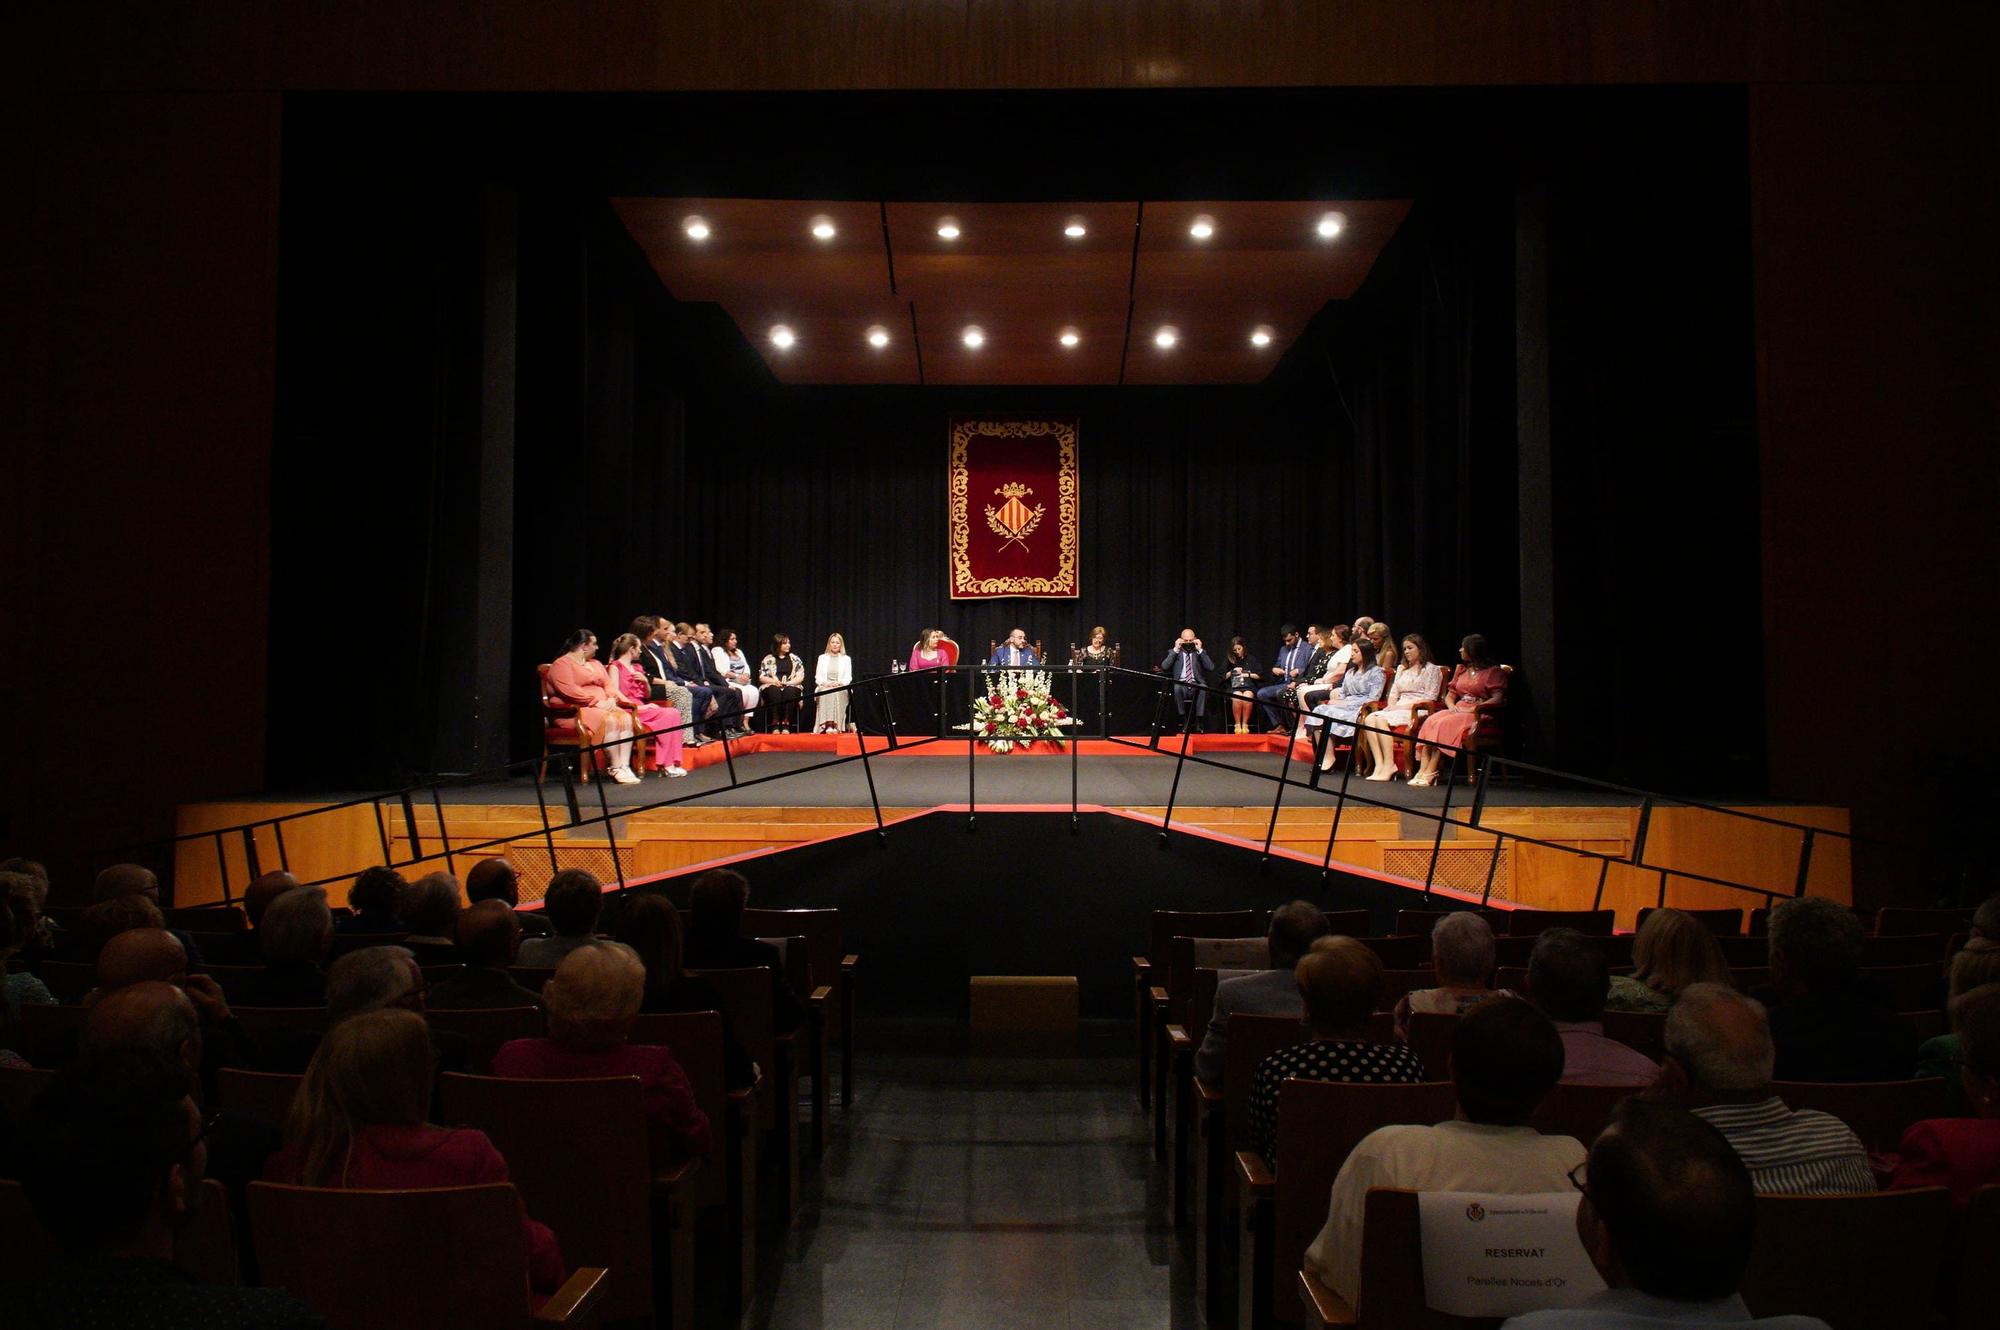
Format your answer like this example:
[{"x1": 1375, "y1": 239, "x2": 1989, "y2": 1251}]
[{"x1": 984, "y1": 482, "x2": 1046, "y2": 553}]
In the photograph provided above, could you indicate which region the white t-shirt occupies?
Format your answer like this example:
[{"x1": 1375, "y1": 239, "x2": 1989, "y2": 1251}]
[{"x1": 1305, "y1": 1119, "x2": 1586, "y2": 1304}]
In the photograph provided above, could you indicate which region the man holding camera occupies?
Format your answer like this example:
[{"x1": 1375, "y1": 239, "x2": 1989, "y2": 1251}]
[{"x1": 1159, "y1": 629, "x2": 1214, "y2": 727}]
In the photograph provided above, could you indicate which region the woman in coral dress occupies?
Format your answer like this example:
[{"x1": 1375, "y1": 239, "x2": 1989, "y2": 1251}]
[
  {"x1": 1408, "y1": 633, "x2": 1508, "y2": 787},
  {"x1": 610, "y1": 633, "x2": 686, "y2": 777},
  {"x1": 547, "y1": 630, "x2": 639, "y2": 784}
]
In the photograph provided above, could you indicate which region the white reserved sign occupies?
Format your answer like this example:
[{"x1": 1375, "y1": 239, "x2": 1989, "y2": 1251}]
[{"x1": 1417, "y1": 1191, "x2": 1606, "y2": 1317}]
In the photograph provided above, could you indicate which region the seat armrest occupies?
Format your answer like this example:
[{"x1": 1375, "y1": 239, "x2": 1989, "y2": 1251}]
[
  {"x1": 533, "y1": 1266, "x2": 610, "y2": 1327},
  {"x1": 652, "y1": 1155, "x2": 702, "y2": 1192},
  {"x1": 1148, "y1": 985, "x2": 1168, "y2": 1008},
  {"x1": 841, "y1": 954, "x2": 859, "y2": 972},
  {"x1": 1166, "y1": 1024, "x2": 1193, "y2": 1051},
  {"x1": 808, "y1": 984, "x2": 832, "y2": 1005},
  {"x1": 1132, "y1": 956, "x2": 1152, "y2": 980},
  {"x1": 1235, "y1": 1150, "x2": 1274, "y2": 1198},
  {"x1": 1297, "y1": 1267, "x2": 1356, "y2": 1328},
  {"x1": 1194, "y1": 1077, "x2": 1223, "y2": 1107}
]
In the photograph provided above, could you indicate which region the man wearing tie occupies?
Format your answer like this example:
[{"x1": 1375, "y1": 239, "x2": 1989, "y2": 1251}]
[
  {"x1": 1256, "y1": 624, "x2": 1311, "y2": 733},
  {"x1": 1159, "y1": 629, "x2": 1215, "y2": 728},
  {"x1": 988, "y1": 628, "x2": 1040, "y2": 668}
]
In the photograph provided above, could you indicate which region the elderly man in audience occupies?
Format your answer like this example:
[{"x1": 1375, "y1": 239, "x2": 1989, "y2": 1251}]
[
  {"x1": 335, "y1": 864, "x2": 407, "y2": 936},
  {"x1": 1194, "y1": 899, "x2": 1330, "y2": 1083},
  {"x1": 227, "y1": 886, "x2": 334, "y2": 1008},
  {"x1": 1890, "y1": 981, "x2": 2000, "y2": 1208},
  {"x1": 56, "y1": 893, "x2": 171, "y2": 965},
  {"x1": 79, "y1": 932, "x2": 256, "y2": 1086},
  {"x1": 1305, "y1": 997, "x2": 1583, "y2": 1307},
  {"x1": 7, "y1": 1049, "x2": 327, "y2": 1328},
  {"x1": 1528, "y1": 927, "x2": 1659, "y2": 1086},
  {"x1": 1648, "y1": 983, "x2": 1871, "y2": 1194},
  {"x1": 492, "y1": 942, "x2": 712, "y2": 1165},
  {"x1": 517, "y1": 868, "x2": 605, "y2": 968},
  {"x1": 1503, "y1": 1100, "x2": 1833, "y2": 1330},
  {"x1": 682, "y1": 868, "x2": 803, "y2": 1033},
  {"x1": 466, "y1": 856, "x2": 551, "y2": 936},
  {"x1": 89, "y1": 863, "x2": 207, "y2": 963},
  {"x1": 1971, "y1": 891, "x2": 2000, "y2": 941},
  {"x1": 1394, "y1": 910, "x2": 1514, "y2": 1039},
  {"x1": 241, "y1": 870, "x2": 301, "y2": 929},
  {"x1": 1247, "y1": 936, "x2": 1427, "y2": 1164},
  {"x1": 1757, "y1": 895, "x2": 1914, "y2": 1082},
  {"x1": 430, "y1": 899, "x2": 547, "y2": 1012},
  {"x1": 396, "y1": 871, "x2": 462, "y2": 963}
]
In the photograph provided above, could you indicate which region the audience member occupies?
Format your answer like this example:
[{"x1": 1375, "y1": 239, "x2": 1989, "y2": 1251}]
[
  {"x1": 617, "y1": 894, "x2": 755, "y2": 1088},
  {"x1": 1915, "y1": 938, "x2": 2000, "y2": 1112},
  {"x1": 93, "y1": 862, "x2": 163, "y2": 907},
  {"x1": 681, "y1": 868, "x2": 802, "y2": 1033},
  {"x1": 1651, "y1": 984, "x2": 1871, "y2": 1194},
  {"x1": 1394, "y1": 910, "x2": 1512, "y2": 1040},
  {"x1": 1194, "y1": 900, "x2": 1330, "y2": 1083},
  {"x1": 1248, "y1": 936, "x2": 1426, "y2": 1164},
  {"x1": 325, "y1": 945, "x2": 426, "y2": 1022},
  {"x1": 396, "y1": 872, "x2": 462, "y2": 962},
  {"x1": 241, "y1": 870, "x2": 301, "y2": 928},
  {"x1": 1971, "y1": 892, "x2": 2000, "y2": 941},
  {"x1": 59, "y1": 893, "x2": 170, "y2": 965},
  {"x1": 491, "y1": 943, "x2": 712, "y2": 1164},
  {"x1": 1890, "y1": 981, "x2": 2000, "y2": 1208},
  {"x1": 1, "y1": 888, "x2": 55, "y2": 1029},
  {"x1": 8, "y1": 1049, "x2": 325, "y2": 1328},
  {"x1": 335, "y1": 865, "x2": 407, "y2": 936},
  {"x1": 465, "y1": 857, "x2": 551, "y2": 936},
  {"x1": 1529, "y1": 928, "x2": 1659, "y2": 1086},
  {"x1": 1607, "y1": 908, "x2": 1733, "y2": 1012},
  {"x1": 1759, "y1": 895, "x2": 1914, "y2": 1082},
  {"x1": 429, "y1": 900, "x2": 546, "y2": 1012},
  {"x1": 1503, "y1": 1100, "x2": 1832, "y2": 1329},
  {"x1": 517, "y1": 868, "x2": 604, "y2": 968},
  {"x1": 1304, "y1": 998, "x2": 1582, "y2": 1305},
  {"x1": 265, "y1": 1008, "x2": 567, "y2": 1295},
  {"x1": 228, "y1": 886, "x2": 332, "y2": 1008},
  {"x1": 2, "y1": 865, "x2": 59, "y2": 957}
]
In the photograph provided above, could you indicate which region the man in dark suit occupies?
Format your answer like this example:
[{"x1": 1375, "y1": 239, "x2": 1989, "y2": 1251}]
[
  {"x1": 681, "y1": 869, "x2": 802, "y2": 1033},
  {"x1": 1159, "y1": 629, "x2": 1215, "y2": 729},
  {"x1": 1257, "y1": 624, "x2": 1313, "y2": 733},
  {"x1": 428, "y1": 902, "x2": 546, "y2": 1013},
  {"x1": 988, "y1": 628, "x2": 1040, "y2": 668},
  {"x1": 1194, "y1": 900, "x2": 1332, "y2": 1083},
  {"x1": 665, "y1": 621, "x2": 718, "y2": 745},
  {"x1": 695, "y1": 622, "x2": 751, "y2": 738},
  {"x1": 635, "y1": 616, "x2": 698, "y2": 742},
  {"x1": 464, "y1": 857, "x2": 550, "y2": 937}
]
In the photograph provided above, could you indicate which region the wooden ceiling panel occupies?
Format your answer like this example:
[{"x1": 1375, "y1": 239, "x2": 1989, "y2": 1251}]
[{"x1": 913, "y1": 305, "x2": 1126, "y2": 386}]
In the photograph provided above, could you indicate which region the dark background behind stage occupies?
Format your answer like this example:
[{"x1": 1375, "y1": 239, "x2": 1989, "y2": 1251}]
[{"x1": 265, "y1": 87, "x2": 1758, "y2": 796}]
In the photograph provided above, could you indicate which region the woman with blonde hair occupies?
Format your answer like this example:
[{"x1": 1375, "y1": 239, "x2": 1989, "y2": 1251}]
[
  {"x1": 814, "y1": 632, "x2": 853, "y2": 733},
  {"x1": 1915, "y1": 938, "x2": 2000, "y2": 1112},
  {"x1": 1606, "y1": 908, "x2": 1733, "y2": 1011},
  {"x1": 266, "y1": 1008, "x2": 566, "y2": 1295}
]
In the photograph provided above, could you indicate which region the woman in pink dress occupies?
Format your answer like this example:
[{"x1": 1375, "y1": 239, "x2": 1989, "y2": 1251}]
[
  {"x1": 1408, "y1": 633, "x2": 1508, "y2": 787},
  {"x1": 908, "y1": 627, "x2": 948, "y2": 672},
  {"x1": 610, "y1": 633, "x2": 686, "y2": 777},
  {"x1": 1362, "y1": 634, "x2": 1446, "y2": 780},
  {"x1": 547, "y1": 630, "x2": 639, "y2": 784}
]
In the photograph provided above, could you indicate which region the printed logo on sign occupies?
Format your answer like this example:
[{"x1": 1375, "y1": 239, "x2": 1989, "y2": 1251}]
[{"x1": 1465, "y1": 1202, "x2": 1486, "y2": 1222}]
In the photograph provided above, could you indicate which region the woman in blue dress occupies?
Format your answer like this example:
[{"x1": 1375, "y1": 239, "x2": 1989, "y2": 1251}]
[{"x1": 1306, "y1": 637, "x2": 1390, "y2": 771}]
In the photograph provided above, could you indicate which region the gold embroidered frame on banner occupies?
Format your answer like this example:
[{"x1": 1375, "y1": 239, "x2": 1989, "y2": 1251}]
[{"x1": 947, "y1": 418, "x2": 1080, "y2": 598}]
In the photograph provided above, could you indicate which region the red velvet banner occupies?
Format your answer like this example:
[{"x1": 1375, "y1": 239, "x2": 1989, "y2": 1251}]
[{"x1": 947, "y1": 417, "x2": 1080, "y2": 599}]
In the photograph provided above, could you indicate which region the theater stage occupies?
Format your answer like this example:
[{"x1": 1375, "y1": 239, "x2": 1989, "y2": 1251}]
[{"x1": 172, "y1": 734, "x2": 1851, "y2": 929}]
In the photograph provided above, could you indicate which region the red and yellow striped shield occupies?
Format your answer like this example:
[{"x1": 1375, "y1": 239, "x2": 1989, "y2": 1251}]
[{"x1": 994, "y1": 493, "x2": 1033, "y2": 536}]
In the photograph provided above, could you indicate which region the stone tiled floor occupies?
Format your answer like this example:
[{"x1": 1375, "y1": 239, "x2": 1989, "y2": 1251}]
[{"x1": 752, "y1": 1043, "x2": 1198, "y2": 1329}]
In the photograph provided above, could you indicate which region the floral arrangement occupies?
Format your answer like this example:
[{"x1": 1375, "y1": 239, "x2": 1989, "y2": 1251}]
[{"x1": 969, "y1": 669, "x2": 1071, "y2": 752}]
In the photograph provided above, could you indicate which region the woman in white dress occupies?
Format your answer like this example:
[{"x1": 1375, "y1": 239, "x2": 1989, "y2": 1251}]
[
  {"x1": 1361, "y1": 633, "x2": 1445, "y2": 780},
  {"x1": 710, "y1": 628, "x2": 761, "y2": 729},
  {"x1": 814, "y1": 632, "x2": 854, "y2": 732}
]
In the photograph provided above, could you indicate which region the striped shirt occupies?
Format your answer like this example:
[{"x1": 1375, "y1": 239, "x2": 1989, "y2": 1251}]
[{"x1": 1692, "y1": 1096, "x2": 1874, "y2": 1195}]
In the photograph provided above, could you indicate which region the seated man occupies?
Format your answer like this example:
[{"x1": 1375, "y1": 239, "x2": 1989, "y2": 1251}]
[
  {"x1": 1652, "y1": 983, "x2": 1872, "y2": 1194},
  {"x1": 241, "y1": 870, "x2": 300, "y2": 929},
  {"x1": 988, "y1": 627, "x2": 1040, "y2": 667},
  {"x1": 516, "y1": 869, "x2": 604, "y2": 968},
  {"x1": 1758, "y1": 895, "x2": 1915, "y2": 1082},
  {"x1": 83, "y1": 934, "x2": 255, "y2": 1090},
  {"x1": 430, "y1": 901, "x2": 547, "y2": 1012},
  {"x1": 1503, "y1": 1100, "x2": 1831, "y2": 1329},
  {"x1": 1255, "y1": 623, "x2": 1311, "y2": 733},
  {"x1": 1247, "y1": 936, "x2": 1427, "y2": 1164},
  {"x1": 1194, "y1": 899, "x2": 1330, "y2": 1083},
  {"x1": 1394, "y1": 910, "x2": 1514, "y2": 1039},
  {"x1": 667, "y1": 621, "x2": 720, "y2": 745},
  {"x1": 465, "y1": 857, "x2": 551, "y2": 937},
  {"x1": 395, "y1": 872, "x2": 461, "y2": 963},
  {"x1": 1158, "y1": 629, "x2": 1214, "y2": 728},
  {"x1": 681, "y1": 868, "x2": 802, "y2": 1033},
  {"x1": 6, "y1": 1049, "x2": 325, "y2": 1329},
  {"x1": 1306, "y1": 997, "x2": 1584, "y2": 1305},
  {"x1": 334, "y1": 865, "x2": 407, "y2": 936},
  {"x1": 1528, "y1": 928, "x2": 1659, "y2": 1086},
  {"x1": 224, "y1": 887, "x2": 333, "y2": 1009}
]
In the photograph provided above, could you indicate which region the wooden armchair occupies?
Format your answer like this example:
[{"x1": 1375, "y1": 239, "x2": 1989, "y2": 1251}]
[
  {"x1": 1195, "y1": 1012, "x2": 1309, "y2": 1315},
  {"x1": 425, "y1": 1005, "x2": 544, "y2": 1075},
  {"x1": 1156, "y1": 935, "x2": 1271, "y2": 1159},
  {"x1": 690, "y1": 964, "x2": 830, "y2": 1226},
  {"x1": 985, "y1": 637, "x2": 1045, "y2": 665},
  {"x1": 1134, "y1": 908, "x2": 1265, "y2": 1108},
  {"x1": 249, "y1": 1181, "x2": 609, "y2": 1329},
  {"x1": 537, "y1": 663, "x2": 591, "y2": 782},
  {"x1": 1741, "y1": 1187, "x2": 1952, "y2": 1330},
  {"x1": 1772, "y1": 1077, "x2": 1949, "y2": 1153},
  {"x1": 215, "y1": 1067, "x2": 304, "y2": 1125},
  {"x1": 743, "y1": 906, "x2": 860, "y2": 1107},
  {"x1": 1296, "y1": 1188, "x2": 1503, "y2": 1329}
]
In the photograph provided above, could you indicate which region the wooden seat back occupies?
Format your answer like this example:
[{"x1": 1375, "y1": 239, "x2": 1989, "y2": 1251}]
[
  {"x1": 1875, "y1": 907, "x2": 1974, "y2": 938},
  {"x1": 1405, "y1": 1011, "x2": 1459, "y2": 1079},
  {"x1": 506, "y1": 965, "x2": 557, "y2": 993},
  {"x1": 687, "y1": 966, "x2": 777, "y2": 1129},
  {"x1": 329, "y1": 931, "x2": 410, "y2": 957},
  {"x1": 1377, "y1": 968, "x2": 1440, "y2": 1010},
  {"x1": 230, "y1": 1006, "x2": 330, "y2": 1040},
  {"x1": 1360, "y1": 935, "x2": 1425, "y2": 968},
  {"x1": 199, "y1": 962, "x2": 263, "y2": 988},
  {"x1": 186, "y1": 931, "x2": 258, "y2": 964},
  {"x1": 1320, "y1": 909, "x2": 1373, "y2": 938},
  {"x1": 1223, "y1": 1013, "x2": 1307, "y2": 1150},
  {"x1": 1599, "y1": 1009, "x2": 1668, "y2": 1061},
  {"x1": 2, "y1": 1177, "x2": 237, "y2": 1287},
  {"x1": 1530, "y1": 1081, "x2": 1637, "y2": 1145},
  {"x1": 436, "y1": 1074, "x2": 654, "y2": 1324},
  {"x1": 1393, "y1": 908, "x2": 1501, "y2": 939},
  {"x1": 1163, "y1": 935, "x2": 1268, "y2": 1028},
  {"x1": 1272, "y1": 1078, "x2": 1457, "y2": 1324},
  {"x1": 1147, "y1": 908, "x2": 1264, "y2": 974},
  {"x1": 1336, "y1": 1187, "x2": 1505, "y2": 1328},
  {"x1": 1901, "y1": 1009, "x2": 1947, "y2": 1042},
  {"x1": 629, "y1": 1009, "x2": 728, "y2": 1209},
  {"x1": 1730, "y1": 965, "x2": 1773, "y2": 991},
  {"x1": 1772, "y1": 1078, "x2": 1950, "y2": 1154},
  {"x1": 756, "y1": 934, "x2": 812, "y2": 1011},
  {"x1": 215, "y1": 1067, "x2": 304, "y2": 1126},
  {"x1": 1507, "y1": 908, "x2": 1616, "y2": 936},
  {"x1": 743, "y1": 906, "x2": 847, "y2": 1017},
  {"x1": 1862, "y1": 962, "x2": 1945, "y2": 1011},
  {"x1": 250, "y1": 1181, "x2": 551, "y2": 1329},
  {"x1": 18, "y1": 1003, "x2": 86, "y2": 1068},
  {"x1": 1716, "y1": 934, "x2": 1771, "y2": 965},
  {"x1": 424, "y1": 1006, "x2": 543, "y2": 1075},
  {"x1": 165, "y1": 905, "x2": 247, "y2": 933},
  {"x1": 1740, "y1": 1187, "x2": 1952, "y2": 1330},
  {"x1": 31, "y1": 960, "x2": 95, "y2": 1003},
  {"x1": 0, "y1": 1063, "x2": 55, "y2": 1123},
  {"x1": 1636, "y1": 905, "x2": 1744, "y2": 936},
  {"x1": 1861, "y1": 934, "x2": 1949, "y2": 967}
]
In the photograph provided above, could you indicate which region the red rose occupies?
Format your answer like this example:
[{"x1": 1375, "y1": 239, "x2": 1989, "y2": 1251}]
[
  {"x1": 1015, "y1": 688, "x2": 1028, "y2": 699},
  {"x1": 984, "y1": 720, "x2": 996, "y2": 733},
  {"x1": 989, "y1": 694, "x2": 1003, "y2": 705},
  {"x1": 1053, "y1": 706, "x2": 1067, "y2": 719}
]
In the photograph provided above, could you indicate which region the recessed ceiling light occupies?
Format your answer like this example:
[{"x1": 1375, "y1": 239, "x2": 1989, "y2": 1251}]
[
  {"x1": 1154, "y1": 326, "x2": 1179, "y2": 349},
  {"x1": 937, "y1": 219, "x2": 961, "y2": 240},
  {"x1": 866, "y1": 326, "x2": 890, "y2": 349},
  {"x1": 810, "y1": 216, "x2": 837, "y2": 241},
  {"x1": 961, "y1": 326, "x2": 985, "y2": 349},
  {"x1": 1315, "y1": 212, "x2": 1346, "y2": 240},
  {"x1": 1188, "y1": 216, "x2": 1215, "y2": 241},
  {"x1": 1250, "y1": 326, "x2": 1274, "y2": 348},
  {"x1": 769, "y1": 325, "x2": 796, "y2": 350},
  {"x1": 1064, "y1": 221, "x2": 1087, "y2": 238},
  {"x1": 683, "y1": 216, "x2": 710, "y2": 241},
  {"x1": 1058, "y1": 328, "x2": 1081, "y2": 348}
]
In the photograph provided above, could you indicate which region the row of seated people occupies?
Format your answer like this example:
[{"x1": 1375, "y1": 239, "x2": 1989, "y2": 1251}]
[{"x1": 1152, "y1": 894, "x2": 2000, "y2": 1327}]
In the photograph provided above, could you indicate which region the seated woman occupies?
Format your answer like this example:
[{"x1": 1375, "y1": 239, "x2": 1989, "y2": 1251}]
[
  {"x1": 1891, "y1": 982, "x2": 2000, "y2": 1209},
  {"x1": 909, "y1": 627, "x2": 949, "y2": 672},
  {"x1": 1221, "y1": 637, "x2": 1264, "y2": 734},
  {"x1": 492, "y1": 942, "x2": 712, "y2": 1166},
  {"x1": 813, "y1": 632, "x2": 853, "y2": 733},
  {"x1": 1079, "y1": 625, "x2": 1114, "y2": 667},
  {"x1": 1408, "y1": 633, "x2": 1508, "y2": 787},
  {"x1": 547, "y1": 629, "x2": 640, "y2": 784},
  {"x1": 1606, "y1": 908, "x2": 1732, "y2": 1012},
  {"x1": 1392, "y1": 912, "x2": 1514, "y2": 1041},
  {"x1": 616, "y1": 895, "x2": 756, "y2": 1090},
  {"x1": 266, "y1": 1007, "x2": 568, "y2": 1297},
  {"x1": 1296, "y1": 624, "x2": 1353, "y2": 720},
  {"x1": 1305, "y1": 635, "x2": 1389, "y2": 770},
  {"x1": 608, "y1": 632, "x2": 686, "y2": 777},
  {"x1": 1361, "y1": 634, "x2": 1446, "y2": 781},
  {"x1": 1916, "y1": 940, "x2": 2000, "y2": 1114},
  {"x1": 711, "y1": 629, "x2": 761, "y2": 729},
  {"x1": 758, "y1": 633, "x2": 806, "y2": 733}
]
